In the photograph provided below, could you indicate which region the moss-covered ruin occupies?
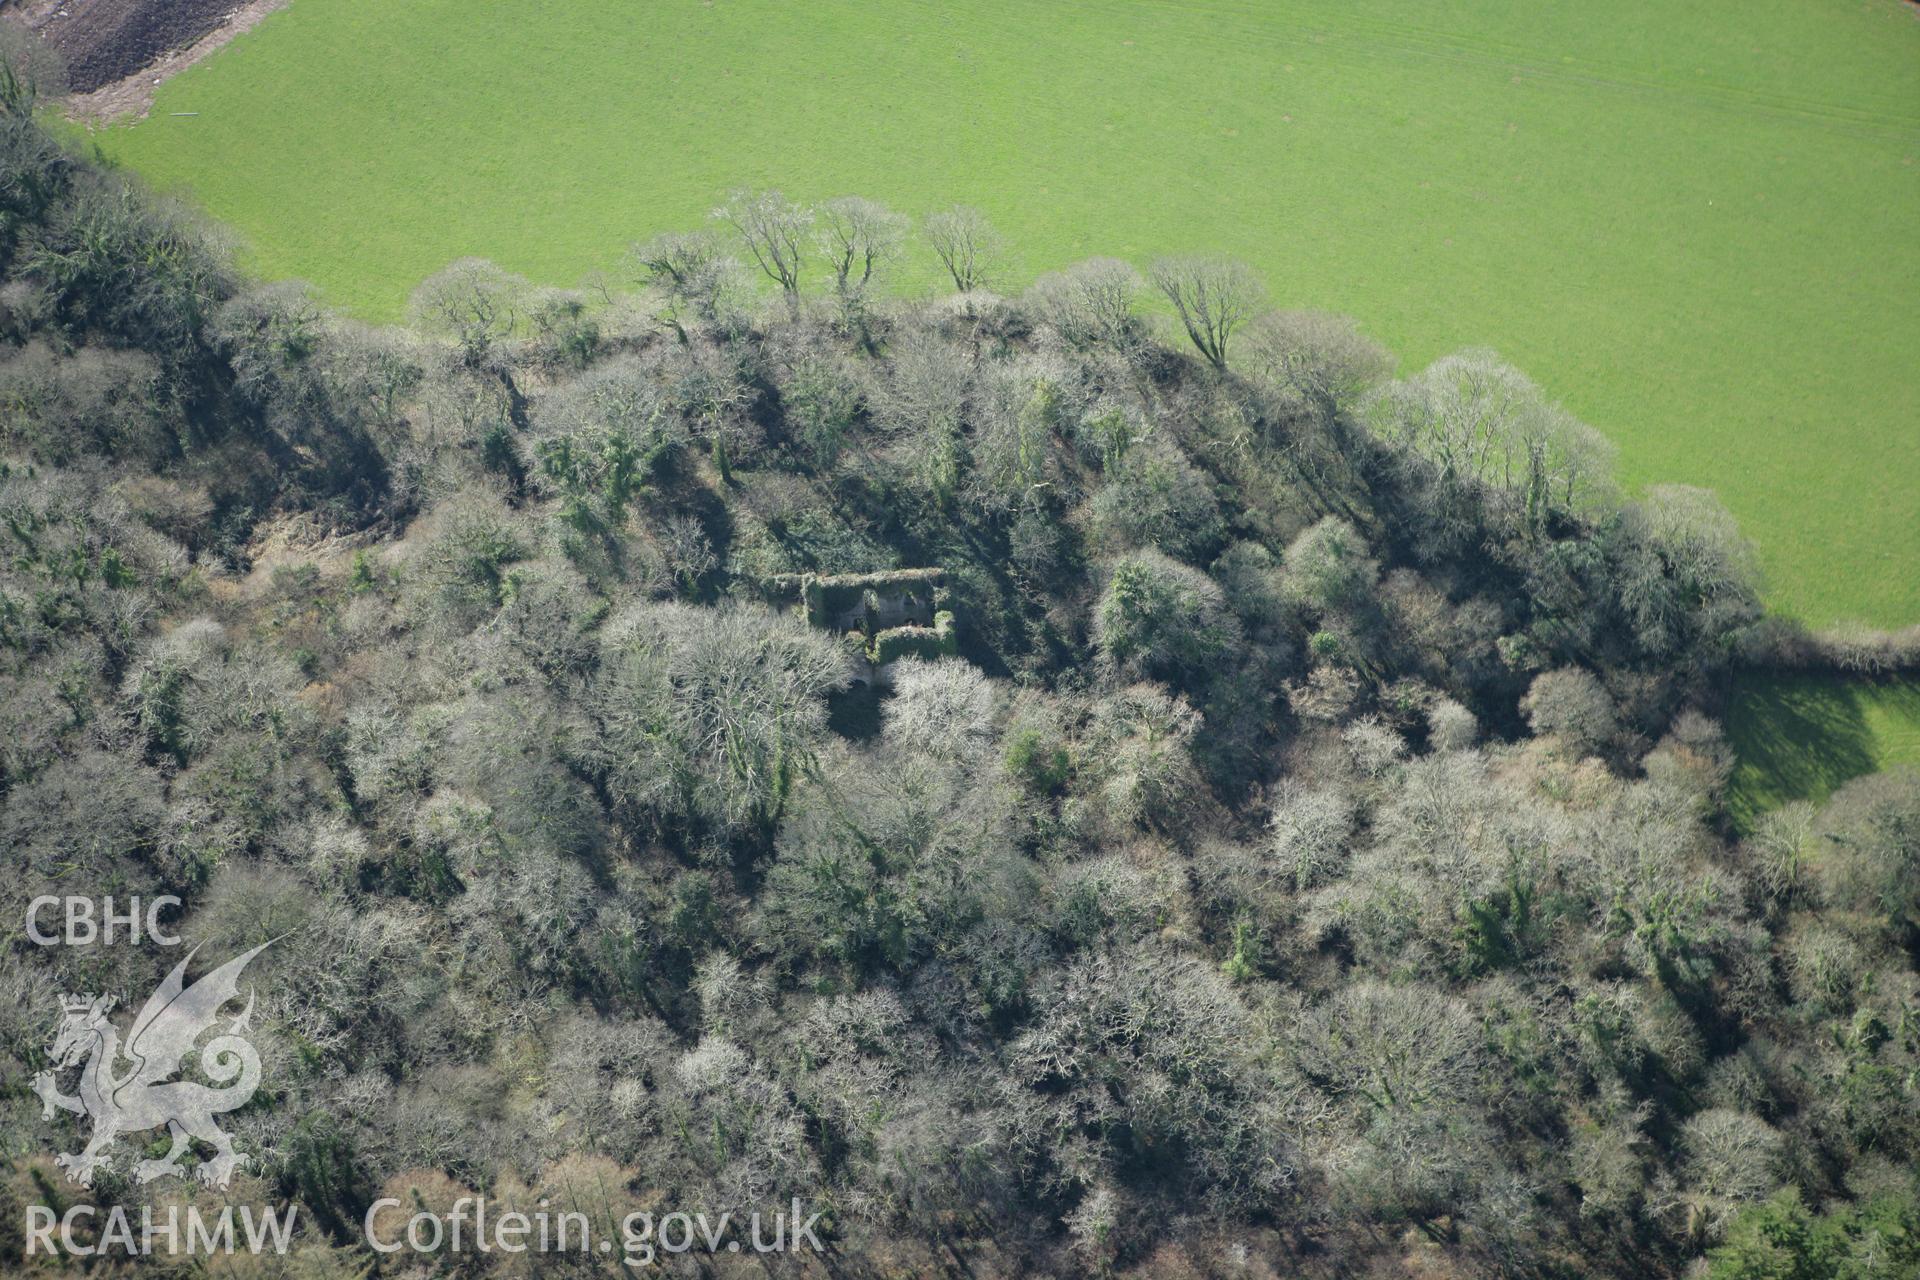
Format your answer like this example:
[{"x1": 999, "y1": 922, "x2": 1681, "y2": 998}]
[{"x1": 771, "y1": 568, "x2": 955, "y2": 669}]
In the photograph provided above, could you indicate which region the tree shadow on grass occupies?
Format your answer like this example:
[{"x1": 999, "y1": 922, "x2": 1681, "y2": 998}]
[{"x1": 1725, "y1": 673, "x2": 1920, "y2": 831}]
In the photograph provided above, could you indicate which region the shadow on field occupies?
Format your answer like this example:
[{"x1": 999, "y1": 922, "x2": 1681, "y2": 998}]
[{"x1": 1725, "y1": 673, "x2": 1920, "y2": 830}]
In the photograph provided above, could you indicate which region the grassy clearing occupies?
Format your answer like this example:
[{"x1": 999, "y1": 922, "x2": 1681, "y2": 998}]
[
  {"x1": 90, "y1": 0, "x2": 1920, "y2": 630},
  {"x1": 1726, "y1": 675, "x2": 1920, "y2": 830}
]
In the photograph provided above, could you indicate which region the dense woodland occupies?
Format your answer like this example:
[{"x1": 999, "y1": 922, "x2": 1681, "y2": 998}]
[{"x1": 0, "y1": 59, "x2": 1916, "y2": 1279}]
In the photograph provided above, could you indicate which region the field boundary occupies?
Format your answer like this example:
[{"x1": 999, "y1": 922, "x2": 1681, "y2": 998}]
[{"x1": 1742, "y1": 619, "x2": 1920, "y2": 678}]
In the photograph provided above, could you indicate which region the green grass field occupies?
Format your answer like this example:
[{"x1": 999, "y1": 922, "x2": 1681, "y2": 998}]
[
  {"x1": 1726, "y1": 673, "x2": 1920, "y2": 830},
  {"x1": 86, "y1": 0, "x2": 1920, "y2": 803}
]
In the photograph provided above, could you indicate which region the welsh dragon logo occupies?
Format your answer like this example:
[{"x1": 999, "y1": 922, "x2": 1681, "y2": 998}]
[{"x1": 32, "y1": 942, "x2": 271, "y2": 1189}]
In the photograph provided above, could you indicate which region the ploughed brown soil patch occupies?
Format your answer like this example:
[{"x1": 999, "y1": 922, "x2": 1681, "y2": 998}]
[{"x1": 5, "y1": 0, "x2": 250, "y2": 92}]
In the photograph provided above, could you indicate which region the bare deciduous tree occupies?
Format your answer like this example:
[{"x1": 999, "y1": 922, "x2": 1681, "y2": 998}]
[
  {"x1": 1295, "y1": 981, "x2": 1484, "y2": 1113},
  {"x1": 1241, "y1": 309, "x2": 1393, "y2": 423},
  {"x1": 713, "y1": 189, "x2": 812, "y2": 311},
  {"x1": 1522, "y1": 665, "x2": 1618, "y2": 756},
  {"x1": 1029, "y1": 257, "x2": 1143, "y2": 351},
  {"x1": 629, "y1": 230, "x2": 721, "y2": 295},
  {"x1": 591, "y1": 602, "x2": 850, "y2": 836},
  {"x1": 816, "y1": 196, "x2": 908, "y2": 297},
  {"x1": 884, "y1": 656, "x2": 997, "y2": 765},
  {"x1": 627, "y1": 230, "x2": 751, "y2": 336},
  {"x1": 924, "y1": 204, "x2": 1004, "y2": 293},
  {"x1": 1149, "y1": 254, "x2": 1265, "y2": 370},
  {"x1": 1666, "y1": 1108, "x2": 1784, "y2": 1239},
  {"x1": 409, "y1": 258, "x2": 527, "y2": 365},
  {"x1": 1368, "y1": 351, "x2": 1618, "y2": 539},
  {"x1": 1282, "y1": 515, "x2": 1378, "y2": 615}
]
